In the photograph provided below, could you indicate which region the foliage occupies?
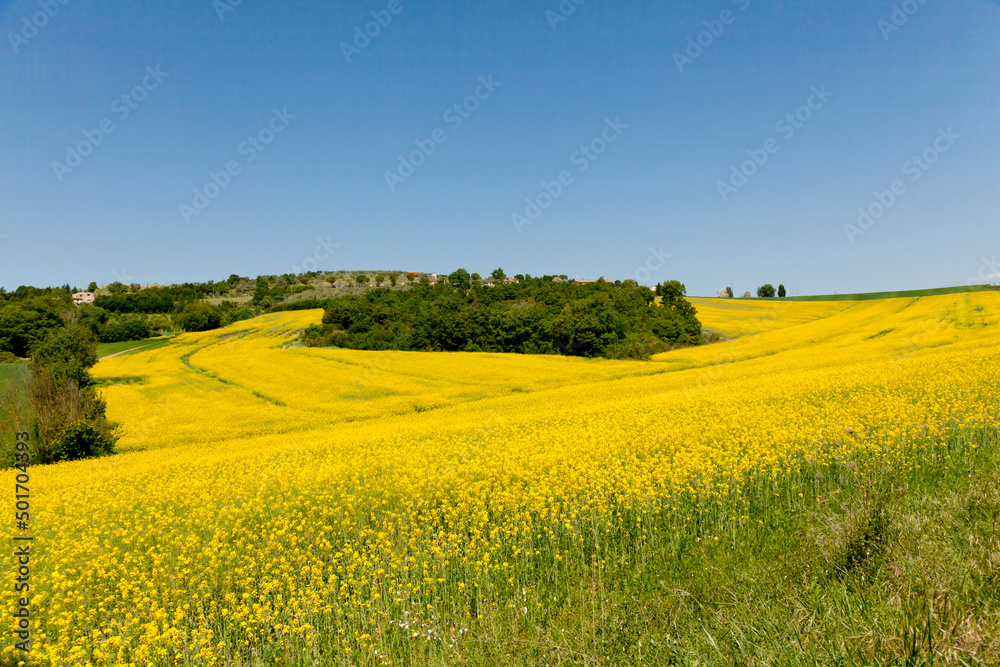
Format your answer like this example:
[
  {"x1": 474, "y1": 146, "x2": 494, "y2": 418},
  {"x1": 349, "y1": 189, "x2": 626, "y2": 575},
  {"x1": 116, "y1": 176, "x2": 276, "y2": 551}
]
[
  {"x1": 0, "y1": 299, "x2": 65, "y2": 358},
  {"x1": 757, "y1": 283, "x2": 777, "y2": 298},
  {"x1": 99, "y1": 316, "x2": 153, "y2": 344},
  {"x1": 778, "y1": 283, "x2": 787, "y2": 298},
  {"x1": 175, "y1": 303, "x2": 223, "y2": 332},
  {"x1": 302, "y1": 277, "x2": 702, "y2": 359},
  {"x1": 726, "y1": 286, "x2": 734, "y2": 298},
  {"x1": 448, "y1": 268, "x2": 471, "y2": 292},
  {"x1": 30, "y1": 324, "x2": 99, "y2": 387}
]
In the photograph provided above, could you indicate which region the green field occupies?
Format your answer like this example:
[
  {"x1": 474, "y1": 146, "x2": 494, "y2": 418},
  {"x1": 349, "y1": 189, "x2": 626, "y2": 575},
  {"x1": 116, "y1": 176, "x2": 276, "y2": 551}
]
[
  {"x1": 97, "y1": 336, "x2": 176, "y2": 359},
  {"x1": 0, "y1": 362, "x2": 28, "y2": 386}
]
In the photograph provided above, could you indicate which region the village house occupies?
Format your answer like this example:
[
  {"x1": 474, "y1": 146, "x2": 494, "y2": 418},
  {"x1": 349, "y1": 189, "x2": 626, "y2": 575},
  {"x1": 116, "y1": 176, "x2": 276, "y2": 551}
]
[{"x1": 72, "y1": 291, "x2": 95, "y2": 306}]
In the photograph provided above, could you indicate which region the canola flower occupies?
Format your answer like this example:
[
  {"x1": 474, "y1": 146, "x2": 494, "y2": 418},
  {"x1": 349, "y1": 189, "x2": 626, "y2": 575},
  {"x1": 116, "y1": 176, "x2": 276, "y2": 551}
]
[{"x1": 3, "y1": 292, "x2": 998, "y2": 666}]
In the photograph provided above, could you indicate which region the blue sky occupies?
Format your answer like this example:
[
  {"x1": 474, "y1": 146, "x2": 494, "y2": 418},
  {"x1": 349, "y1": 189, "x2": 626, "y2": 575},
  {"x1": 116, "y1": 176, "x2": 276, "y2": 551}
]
[{"x1": 1, "y1": 0, "x2": 998, "y2": 296}]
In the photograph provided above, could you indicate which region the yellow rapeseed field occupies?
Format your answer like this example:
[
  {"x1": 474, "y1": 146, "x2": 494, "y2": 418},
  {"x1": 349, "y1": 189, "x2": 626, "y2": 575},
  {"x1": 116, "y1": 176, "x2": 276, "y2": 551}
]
[{"x1": 5, "y1": 291, "x2": 999, "y2": 665}]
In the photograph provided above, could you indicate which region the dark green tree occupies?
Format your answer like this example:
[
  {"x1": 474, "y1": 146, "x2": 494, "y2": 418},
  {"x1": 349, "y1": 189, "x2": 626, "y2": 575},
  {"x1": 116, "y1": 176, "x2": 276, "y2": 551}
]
[
  {"x1": 448, "y1": 269, "x2": 472, "y2": 292},
  {"x1": 176, "y1": 303, "x2": 223, "y2": 332},
  {"x1": 30, "y1": 324, "x2": 99, "y2": 387},
  {"x1": 757, "y1": 284, "x2": 777, "y2": 298},
  {"x1": 778, "y1": 284, "x2": 787, "y2": 298},
  {"x1": 252, "y1": 277, "x2": 269, "y2": 306},
  {"x1": 491, "y1": 268, "x2": 507, "y2": 282}
]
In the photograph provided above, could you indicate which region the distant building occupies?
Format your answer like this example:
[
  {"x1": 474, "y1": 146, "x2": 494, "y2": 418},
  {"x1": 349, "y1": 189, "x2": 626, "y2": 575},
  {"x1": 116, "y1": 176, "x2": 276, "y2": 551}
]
[
  {"x1": 571, "y1": 279, "x2": 598, "y2": 286},
  {"x1": 503, "y1": 276, "x2": 520, "y2": 285},
  {"x1": 72, "y1": 292, "x2": 95, "y2": 306}
]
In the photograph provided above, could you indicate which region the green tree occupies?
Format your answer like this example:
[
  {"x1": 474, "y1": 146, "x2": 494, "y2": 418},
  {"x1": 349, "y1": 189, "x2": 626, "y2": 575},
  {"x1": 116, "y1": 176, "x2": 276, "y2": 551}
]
[
  {"x1": 176, "y1": 303, "x2": 223, "y2": 332},
  {"x1": 389, "y1": 273, "x2": 400, "y2": 287},
  {"x1": 757, "y1": 284, "x2": 777, "y2": 298},
  {"x1": 656, "y1": 280, "x2": 687, "y2": 302},
  {"x1": 228, "y1": 274, "x2": 241, "y2": 286},
  {"x1": 778, "y1": 284, "x2": 787, "y2": 298},
  {"x1": 726, "y1": 286, "x2": 734, "y2": 298},
  {"x1": 108, "y1": 282, "x2": 128, "y2": 295},
  {"x1": 471, "y1": 273, "x2": 482, "y2": 283},
  {"x1": 356, "y1": 275, "x2": 370, "y2": 285},
  {"x1": 30, "y1": 324, "x2": 99, "y2": 387},
  {"x1": 87, "y1": 282, "x2": 98, "y2": 292},
  {"x1": 375, "y1": 274, "x2": 387, "y2": 286},
  {"x1": 491, "y1": 268, "x2": 507, "y2": 282},
  {"x1": 742, "y1": 291, "x2": 753, "y2": 298},
  {"x1": 448, "y1": 269, "x2": 472, "y2": 292},
  {"x1": 406, "y1": 273, "x2": 417, "y2": 284},
  {"x1": 252, "y1": 277, "x2": 269, "y2": 306}
]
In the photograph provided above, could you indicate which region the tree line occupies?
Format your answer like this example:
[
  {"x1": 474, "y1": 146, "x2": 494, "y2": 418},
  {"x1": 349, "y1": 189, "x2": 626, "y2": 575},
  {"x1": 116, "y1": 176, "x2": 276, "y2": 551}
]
[{"x1": 301, "y1": 273, "x2": 703, "y2": 359}]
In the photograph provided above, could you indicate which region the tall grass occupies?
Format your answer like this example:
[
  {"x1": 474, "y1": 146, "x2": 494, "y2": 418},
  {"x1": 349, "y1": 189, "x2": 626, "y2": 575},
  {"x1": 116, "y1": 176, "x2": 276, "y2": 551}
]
[{"x1": 214, "y1": 426, "x2": 1000, "y2": 666}]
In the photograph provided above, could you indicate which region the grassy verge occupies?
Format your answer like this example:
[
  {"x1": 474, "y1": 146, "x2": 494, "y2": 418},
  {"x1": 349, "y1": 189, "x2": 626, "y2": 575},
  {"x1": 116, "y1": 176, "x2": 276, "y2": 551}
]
[
  {"x1": 0, "y1": 362, "x2": 28, "y2": 436},
  {"x1": 0, "y1": 362, "x2": 28, "y2": 386},
  {"x1": 447, "y1": 430, "x2": 1000, "y2": 666}
]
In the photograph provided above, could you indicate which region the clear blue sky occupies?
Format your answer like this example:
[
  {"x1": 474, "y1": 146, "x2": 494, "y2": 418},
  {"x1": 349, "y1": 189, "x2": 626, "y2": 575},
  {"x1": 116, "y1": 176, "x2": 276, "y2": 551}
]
[{"x1": 1, "y1": 0, "x2": 998, "y2": 296}]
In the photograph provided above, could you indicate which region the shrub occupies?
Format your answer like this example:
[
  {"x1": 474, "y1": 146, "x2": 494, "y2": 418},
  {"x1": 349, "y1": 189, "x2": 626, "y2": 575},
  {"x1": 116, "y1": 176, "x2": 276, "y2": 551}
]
[{"x1": 49, "y1": 422, "x2": 116, "y2": 462}]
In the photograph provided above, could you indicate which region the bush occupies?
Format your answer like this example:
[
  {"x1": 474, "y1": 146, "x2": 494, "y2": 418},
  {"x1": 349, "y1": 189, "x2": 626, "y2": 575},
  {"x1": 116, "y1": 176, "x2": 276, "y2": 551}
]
[
  {"x1": 30, "y1": 324, "x2": 98, "y2": 387},
  {"x1": 13, "y1": 367, "x2": 119, "y2": 466},
  {"x1": 49, "y1": 422, "x2": 116, "y2": 462}
]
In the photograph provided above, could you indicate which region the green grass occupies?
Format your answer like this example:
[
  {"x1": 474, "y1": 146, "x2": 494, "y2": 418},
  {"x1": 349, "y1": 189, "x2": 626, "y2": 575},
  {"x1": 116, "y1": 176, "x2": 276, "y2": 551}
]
[
  {"x1": 779, "y1": 284, "x2": 999, "y2": 302},
  {"x1": 0, "y1": 362, "x2": 28, "y2": 386},
  {"x1": 391, "y1": 428, "x2": 1000, "y2": 666},
  {"x1": 97, "y1": 336, "x2": 175, "y2": 359},
  {"x1": 0, "y1": 362, "x2": 29, "y2": 435}
]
